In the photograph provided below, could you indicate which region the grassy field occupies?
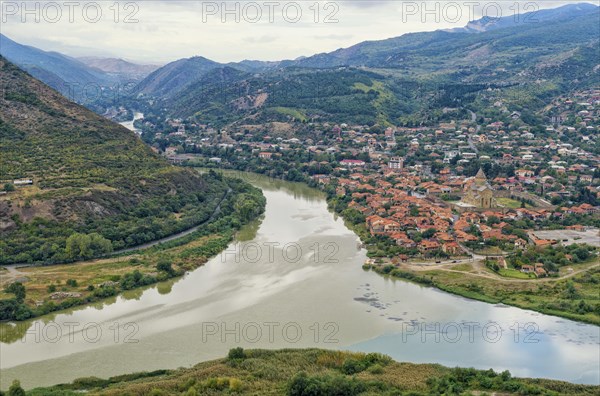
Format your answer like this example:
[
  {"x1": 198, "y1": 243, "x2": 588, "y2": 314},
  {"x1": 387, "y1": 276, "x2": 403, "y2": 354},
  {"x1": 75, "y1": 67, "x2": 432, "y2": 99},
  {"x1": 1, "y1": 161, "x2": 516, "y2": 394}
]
[
  {"x1": 382, "y1": 261, "x2": 600, "y2": 325},
  {"x1": 270, "y1": 107, "x2": 308, "y2": 122},
  {"x1": 20, "y1": 348, "x2": 599, "y2": 395},
  {"x1": 498, "y1": 268, "x2": 537, "y2": 279},
  {"x1": 0, "y1": 231, "x2": 234, "y2": 324},
  {"x1": 0, "y1": 234, "x2": 219, "y2": 304},
  {"x1": 497, "y1": 197, "x2": 534, "y2": 209}
]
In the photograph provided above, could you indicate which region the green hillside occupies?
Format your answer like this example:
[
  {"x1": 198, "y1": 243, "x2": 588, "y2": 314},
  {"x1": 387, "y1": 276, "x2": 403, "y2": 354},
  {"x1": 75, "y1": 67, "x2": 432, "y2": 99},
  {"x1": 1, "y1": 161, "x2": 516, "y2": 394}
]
[
  {"x1": 134, "y1": 9, "x2": 599, "y2": 128},
  {"x1": 0, "y1": 57, "x2": 231, "y2": 265},
  {"x1": 21, "y1": 349, "x2": 600, "y2": 395}
]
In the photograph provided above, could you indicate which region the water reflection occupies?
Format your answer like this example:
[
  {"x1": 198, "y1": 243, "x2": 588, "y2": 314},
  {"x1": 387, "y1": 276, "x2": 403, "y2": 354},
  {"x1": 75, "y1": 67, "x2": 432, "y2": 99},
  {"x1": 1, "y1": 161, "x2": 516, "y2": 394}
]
[{"x1": 0, "y1": 172, "x2": 598, "y2": 390}]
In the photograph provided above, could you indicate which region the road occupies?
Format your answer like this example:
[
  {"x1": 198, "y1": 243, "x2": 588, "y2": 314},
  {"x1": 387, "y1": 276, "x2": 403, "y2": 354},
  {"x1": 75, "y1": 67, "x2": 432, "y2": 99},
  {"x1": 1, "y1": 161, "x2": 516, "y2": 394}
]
[
  {"x1": 113, "y1": 188, "x2": 231, "y2": 255},
  {"x1": 405, "y1": 260, "x2": 600, "y2": 283},
  {"x1": 1, "y1": 188, "x2": 232, "y2": 271}
]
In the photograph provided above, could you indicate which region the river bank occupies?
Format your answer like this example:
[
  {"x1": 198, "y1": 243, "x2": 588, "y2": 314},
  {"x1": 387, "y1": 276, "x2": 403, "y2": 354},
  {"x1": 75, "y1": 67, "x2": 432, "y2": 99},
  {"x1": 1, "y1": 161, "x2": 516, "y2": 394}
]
[
  {"x1": 22, "y1": 349, "x2": 600, "y2": 395},
  {"x1": 0, "y1": 178, "x2": 265, "y2": 322},
  {"x1": 337, "y1": 208, "x2": 600, "y2": 326},
  {"x1": 1, "y1": 172, "x2": 598, "y2": 389},
  {"x1": 201, "y1": 165, "x2": 600, "y2": 326}
]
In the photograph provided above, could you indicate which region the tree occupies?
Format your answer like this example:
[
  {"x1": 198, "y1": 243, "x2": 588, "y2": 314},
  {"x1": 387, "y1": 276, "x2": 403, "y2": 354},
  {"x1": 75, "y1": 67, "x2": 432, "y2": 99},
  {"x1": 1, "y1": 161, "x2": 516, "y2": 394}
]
[
  {"x1": 156, "y1": 258, "x2": 174, "y2": 275},
  {"x1": 574, "y1": 247, "x2": 590, "y2": 262},
  {"x1": 565, "y1": 280, "x2": 579, "y2": 299},
  {"x1": 66, "y1": 279, "x2": 78, "y2": 287},
  {"x1": 3, "y1": 183, "x2": 15, "y2": 192},
  {"x1": 5, "y1": 282, "x2": 26, "y2": 302},
  {"x1": 65, "y1": 233, "x2": 112, "y2": 261},
  {"x1": 422, "y1": 228, "x2": 437, "y2": 239},
  {"x1": 228, "y1": 347, "x2": 246, "y2": 360},
  {"x1": 8, "y1": 380, "x2": 25, "y2": 396}
]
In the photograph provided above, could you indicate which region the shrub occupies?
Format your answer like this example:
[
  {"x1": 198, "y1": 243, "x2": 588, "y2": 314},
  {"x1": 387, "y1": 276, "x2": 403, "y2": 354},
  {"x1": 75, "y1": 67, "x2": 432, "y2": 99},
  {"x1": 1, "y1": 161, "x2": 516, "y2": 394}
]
[
  {"x1": 368, "y1": 364, "x2": 384, "y2": 374},
  {"x1": 288, "y1": 372, "x2": 366, "y2": 396},
  {"x1": 341, "y1": 358, "x2": 366, "y2": 375},
  {"x1": 8, "y1": 380, "x2": 25, "y2": 396},
  {"x1": 229, "y1": 378, "x2": 243, "y2": 392},
  {"x1": 228, "y1": 347, "x2": 246, "y2": 360}
]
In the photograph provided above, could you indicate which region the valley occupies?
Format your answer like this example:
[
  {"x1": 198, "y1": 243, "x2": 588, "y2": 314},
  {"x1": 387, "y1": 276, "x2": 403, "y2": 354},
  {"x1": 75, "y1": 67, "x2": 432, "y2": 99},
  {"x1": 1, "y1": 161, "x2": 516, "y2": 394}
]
[{"x1": 0, "y1": 2, "x2": 599, "y2": 394}]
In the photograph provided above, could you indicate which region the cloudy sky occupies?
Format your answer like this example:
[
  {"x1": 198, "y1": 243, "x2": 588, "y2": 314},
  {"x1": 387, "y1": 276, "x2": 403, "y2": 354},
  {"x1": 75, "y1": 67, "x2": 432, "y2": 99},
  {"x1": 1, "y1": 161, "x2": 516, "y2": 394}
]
[{"x1": 1, "y1": 1, "x2": 597, "y2": 65}]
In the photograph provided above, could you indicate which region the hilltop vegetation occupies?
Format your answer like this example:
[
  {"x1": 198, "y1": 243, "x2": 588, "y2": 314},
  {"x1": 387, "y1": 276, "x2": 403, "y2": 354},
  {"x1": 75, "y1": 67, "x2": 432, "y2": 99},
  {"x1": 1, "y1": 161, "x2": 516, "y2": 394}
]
[
  {"x1": 124, "y1": 6, "x2": 600, "y2": 128},
  {"x1": 0, "y1": 58, "x2": 244, "y2": 265},
  {"x1": 19, "y1": 348, "x2": 600, "y2": 395}
]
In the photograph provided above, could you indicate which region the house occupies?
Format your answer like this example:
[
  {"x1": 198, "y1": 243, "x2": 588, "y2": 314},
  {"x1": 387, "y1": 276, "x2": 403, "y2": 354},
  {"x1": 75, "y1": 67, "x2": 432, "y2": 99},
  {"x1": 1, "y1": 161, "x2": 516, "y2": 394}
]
[
  {"x1": 340, "y1": 159, "x2": 366, "y2": 167},
  {"x1": 442, "y1": 242, "x2": 462, "y2": 255},
  {"x1": 13, "y1": 179, "x2": 33, "y2": 186},
  {"x1": 534, "y1": 263, "x2": 547, "y2": 277},
  {"x1": 514, "y1": 238, "x2": 528, "y2": 249},
  {"x1": 419, "y1": 240, "x2": 441, "y2": 253},
  {"x1": 259, "y1": 152, "x2": 273, "y2": 159},
  {"x1": 521, "y1": 265, "x2": 534, "y2": 273},
  {"x1": 388, "y1": 157, "x2": 404, "y2": 170},
  {"x1": 516, "y1": 169, "x2": 535, "y2": 178}
]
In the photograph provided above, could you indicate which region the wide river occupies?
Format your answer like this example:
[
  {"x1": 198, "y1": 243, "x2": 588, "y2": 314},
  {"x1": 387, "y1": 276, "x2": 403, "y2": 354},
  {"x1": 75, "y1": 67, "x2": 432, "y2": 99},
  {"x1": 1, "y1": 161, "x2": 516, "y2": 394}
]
[{"x1": 1, "y1": 173, "x2": 599, "y2": 389}]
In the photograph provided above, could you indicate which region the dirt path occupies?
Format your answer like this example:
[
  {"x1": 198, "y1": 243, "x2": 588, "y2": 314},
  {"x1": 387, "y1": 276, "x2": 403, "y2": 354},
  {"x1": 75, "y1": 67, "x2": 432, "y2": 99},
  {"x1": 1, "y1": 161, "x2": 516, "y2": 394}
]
[
  {"x1": 404, "y1": 260, "x2": 600, "y2": 283},
  {"x1": 1, "y1": 188, "x2": 233, "y2": 278}
]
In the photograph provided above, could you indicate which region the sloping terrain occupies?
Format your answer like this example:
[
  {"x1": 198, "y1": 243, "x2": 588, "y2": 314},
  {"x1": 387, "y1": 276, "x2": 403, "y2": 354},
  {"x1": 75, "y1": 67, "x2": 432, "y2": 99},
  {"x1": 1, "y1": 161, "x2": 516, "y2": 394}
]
[
  {"x1": 0, "y1": 34, "x2": 120, "y2": 102},
  {"x1": 77, "y1": 57, "x2": 159, "y2": 80},
  {"x1": 24, "y1": 349, "x2": 600, "y2": 395},
  {"x1": 0, "y1": 57, "x2": 230, "y2": 264},
  {"x1": 133, "y1": 6, "x2": 599, "y2": 127}
]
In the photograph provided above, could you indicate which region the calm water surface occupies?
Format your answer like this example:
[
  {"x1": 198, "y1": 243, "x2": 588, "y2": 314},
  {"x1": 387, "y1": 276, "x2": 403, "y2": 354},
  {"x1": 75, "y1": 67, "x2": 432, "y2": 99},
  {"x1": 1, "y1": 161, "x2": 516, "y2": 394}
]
[{"x1": 1, "y1": 173, "x2": 598, "y2": 389}]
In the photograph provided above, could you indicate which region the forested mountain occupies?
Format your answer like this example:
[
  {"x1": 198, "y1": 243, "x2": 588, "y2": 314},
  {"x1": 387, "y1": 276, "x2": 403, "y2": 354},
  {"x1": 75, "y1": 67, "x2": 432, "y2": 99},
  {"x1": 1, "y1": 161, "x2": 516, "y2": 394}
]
[
  {"x1": 132, "y1": 56, "x2": 223, "y2": 98},
  {"x1": 445, "y1": 2, "x2": 598, "y2": 33},
  {"x1": 0, "y1": 34, "x2": 121, "y2": 102},
  {"x1": 0, "y1": 35, "x2": 158, "y2": 103},
  {"x1": 77, "y1": 57, "x2": 159, "y2": 80},
  {"x1": 123, "y1": 4, "x2": 599, "y2": 127},
  {"x1": 0, "y1": 57, "x2": 231, "y2": 264},
  {"x1": 281, "y1": 5, "x2": 599, "y2": 72}
]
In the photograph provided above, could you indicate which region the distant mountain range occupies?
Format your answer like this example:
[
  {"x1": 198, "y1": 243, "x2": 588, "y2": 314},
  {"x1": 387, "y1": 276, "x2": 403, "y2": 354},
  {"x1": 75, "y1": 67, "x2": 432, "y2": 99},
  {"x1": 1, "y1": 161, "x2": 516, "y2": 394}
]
[
  {"x1": 2, "y1": 2, "x2": 599, "y2": 125},
  {"x1": 78, "y1": 57, "x2": 159, "y2": 80},
  {"x1": 132, "y1": 2, "x2": 600, "y2": 126},
  {"x1": 444, "y1": 2, "x2": 598, "y2": 33},
  {"x1": 133, "y1": 56, "x2": 221, "y2": 98},
  {"x1": 0, "y1": 34, "x2": 157, "y2": 103}
]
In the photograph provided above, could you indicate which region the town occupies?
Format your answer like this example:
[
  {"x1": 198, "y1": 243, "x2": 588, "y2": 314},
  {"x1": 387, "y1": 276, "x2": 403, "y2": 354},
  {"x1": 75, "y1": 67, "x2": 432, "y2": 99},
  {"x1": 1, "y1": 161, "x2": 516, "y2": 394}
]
[{"x1": 124, "y1": 88, "x2": 600, "y2": 281}]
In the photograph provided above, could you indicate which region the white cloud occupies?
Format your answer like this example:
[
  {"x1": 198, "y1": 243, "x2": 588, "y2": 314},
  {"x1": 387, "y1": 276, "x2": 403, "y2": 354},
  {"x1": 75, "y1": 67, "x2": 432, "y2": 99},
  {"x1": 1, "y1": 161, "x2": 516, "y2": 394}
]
[{"x1": 1, "y1": 1, "x2": 596, "y2": 64}]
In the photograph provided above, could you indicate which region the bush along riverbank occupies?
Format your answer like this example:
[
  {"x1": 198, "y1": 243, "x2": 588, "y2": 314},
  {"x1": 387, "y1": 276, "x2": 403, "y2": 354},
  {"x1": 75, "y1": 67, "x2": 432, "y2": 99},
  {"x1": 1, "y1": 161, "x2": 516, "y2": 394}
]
[
  {"x1": 0, "y1": 175, "x2": 266, "y2": 322},
  {"x1": 19, "y1": 348, "x2": 600, "y2": 395}
]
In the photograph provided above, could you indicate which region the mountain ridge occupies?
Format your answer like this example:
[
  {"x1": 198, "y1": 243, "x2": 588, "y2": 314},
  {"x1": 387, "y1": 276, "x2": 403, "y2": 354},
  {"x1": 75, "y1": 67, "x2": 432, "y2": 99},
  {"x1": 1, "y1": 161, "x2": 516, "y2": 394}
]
[{"x1": 0, "y1": 56, "x2": 230, "y2": 264}]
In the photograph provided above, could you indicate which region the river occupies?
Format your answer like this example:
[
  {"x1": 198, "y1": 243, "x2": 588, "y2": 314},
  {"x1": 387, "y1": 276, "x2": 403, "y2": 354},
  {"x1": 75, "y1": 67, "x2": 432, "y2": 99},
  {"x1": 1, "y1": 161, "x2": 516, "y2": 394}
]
[
  {"x1": 118, "y1": 112, "x2": 144, "y2": 135},
  {"x1": 0, "y1": 173, "x2": 598, "y2": 389}
]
